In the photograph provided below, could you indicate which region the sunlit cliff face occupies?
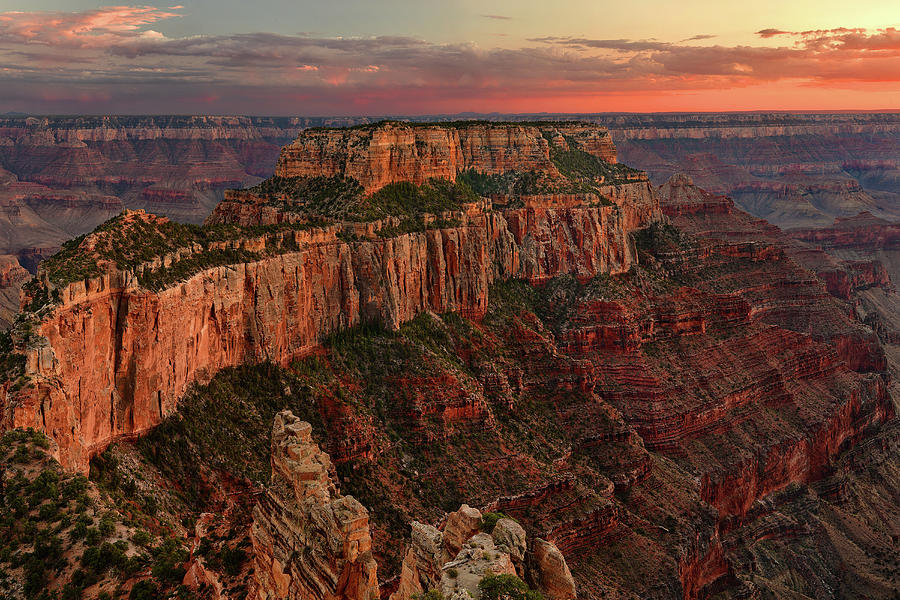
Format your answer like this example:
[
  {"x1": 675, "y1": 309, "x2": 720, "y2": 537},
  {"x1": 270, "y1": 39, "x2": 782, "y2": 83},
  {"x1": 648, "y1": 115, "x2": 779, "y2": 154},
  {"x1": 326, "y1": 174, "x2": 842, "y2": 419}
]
[{"x1": 0, "y1": 2, "x2": 897, "y2": 114}]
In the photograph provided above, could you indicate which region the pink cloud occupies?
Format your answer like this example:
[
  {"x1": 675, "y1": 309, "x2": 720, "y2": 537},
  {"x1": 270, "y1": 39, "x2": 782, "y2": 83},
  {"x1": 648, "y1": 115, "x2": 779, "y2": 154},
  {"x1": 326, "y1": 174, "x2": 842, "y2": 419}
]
[{"x1": 0, "y1": 5, "x2": 181, "y2": 48}]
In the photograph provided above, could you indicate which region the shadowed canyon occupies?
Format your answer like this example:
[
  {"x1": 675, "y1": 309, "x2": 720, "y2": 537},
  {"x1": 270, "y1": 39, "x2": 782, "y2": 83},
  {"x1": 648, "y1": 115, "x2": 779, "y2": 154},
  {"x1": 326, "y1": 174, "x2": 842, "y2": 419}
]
[{"x1": 0, "y1": 116, "x2": 898, "y2": 600}]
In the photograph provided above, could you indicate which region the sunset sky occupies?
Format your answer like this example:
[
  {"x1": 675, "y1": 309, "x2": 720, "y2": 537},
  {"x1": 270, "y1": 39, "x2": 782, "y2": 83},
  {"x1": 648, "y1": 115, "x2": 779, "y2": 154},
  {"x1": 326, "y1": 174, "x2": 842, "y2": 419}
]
[{"x1": 0, "y1": 0, "x2": 897, "y2": 115}]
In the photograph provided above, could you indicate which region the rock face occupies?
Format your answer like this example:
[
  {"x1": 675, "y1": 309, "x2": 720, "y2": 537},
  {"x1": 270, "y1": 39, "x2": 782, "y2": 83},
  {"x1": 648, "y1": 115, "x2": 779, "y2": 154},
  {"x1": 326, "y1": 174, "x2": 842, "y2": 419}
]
[
  {"x1": 530, "y1": 539, "x2": 576, "y2": 600},
  {"x1": 251, "y1": 410, "x2": 379, "y2": 600},
  {"x1": 0, "y1": 115, "x2": 313, "y2": 266},
  {"x1": 0, "y1": 254, "x2": 28, "y2": 329},
  {"x1": 275, "y1": 122, "x2": 617, "y2": 194},
  {"x1": 3, "y1": 123, "x2": 659, "y2": 472},
  {"x1": 390, "y1": 505, "x2": 575, "y2": 600},
  {"x1": 608, "y1": 111, "x2": 900, "y2": 229}
]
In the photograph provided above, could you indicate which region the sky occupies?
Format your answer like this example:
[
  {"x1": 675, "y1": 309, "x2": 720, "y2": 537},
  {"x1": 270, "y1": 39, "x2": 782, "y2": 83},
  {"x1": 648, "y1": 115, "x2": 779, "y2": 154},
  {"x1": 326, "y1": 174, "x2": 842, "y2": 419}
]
[{"x1": 0, "y1": 1, "x2": 897, "y2": 115}]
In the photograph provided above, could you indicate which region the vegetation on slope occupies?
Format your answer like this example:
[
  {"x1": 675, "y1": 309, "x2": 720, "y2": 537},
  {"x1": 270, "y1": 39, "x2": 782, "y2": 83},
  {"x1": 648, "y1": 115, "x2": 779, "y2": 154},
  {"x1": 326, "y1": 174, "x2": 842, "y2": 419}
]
[
  {"x1": 248, "y1": 176, "x2": 477, "y2": 222},
  {"x1": 31, "y1": 210, "x2": 338, "y2": 295},
  {"x1": 0, "y1": 330, "x2": 26, "y2": 390},
  {"x1": 0, "y1": 429, "x2": 212, "y2": 600},
  {"x1": 456, "y1": 169, "x2": 550, "y2": 200},
  {"x1": 546, "y1": 134, "x2": 643, "y2": 188},
  {"x1": 247, "y1": 175, "x2": 364, "y2": 215},
  {"x1": 456, "y1": 141, "x2": 639, "y2": 201}
]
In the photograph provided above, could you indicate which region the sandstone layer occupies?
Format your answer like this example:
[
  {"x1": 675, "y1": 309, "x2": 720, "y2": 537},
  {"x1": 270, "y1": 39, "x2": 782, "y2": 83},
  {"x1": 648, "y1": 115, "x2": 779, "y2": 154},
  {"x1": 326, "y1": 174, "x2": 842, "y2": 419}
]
[
  {"x1": 274, "y1": 122, "x2": 617, "y2": 194},
  {"x1": 1, "y1": 122, "x2": 659, "y2": 472},
  {"x1": 251, "y1": 410, "x2": 379, "y2": 600}
]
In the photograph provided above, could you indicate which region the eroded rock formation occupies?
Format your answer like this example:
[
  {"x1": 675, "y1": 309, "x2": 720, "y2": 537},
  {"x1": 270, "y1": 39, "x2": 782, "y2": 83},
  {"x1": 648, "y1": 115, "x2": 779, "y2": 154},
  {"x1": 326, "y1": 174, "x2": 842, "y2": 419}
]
[
  {"x1": 390, "y1": 504, "x2": 575, "y2": 600},
  {"x1": 2, "y1": 122, "x2": 660, "y2": 472},
  {"x1": 251, "y1": 410, "x2": 379, "y2": 600},
  {"x1": 274, "y1": 122, "x2": 617, "y2": 194},
  {"x1": 0, "y1": 254, "x2": 28, "y2": 328}
]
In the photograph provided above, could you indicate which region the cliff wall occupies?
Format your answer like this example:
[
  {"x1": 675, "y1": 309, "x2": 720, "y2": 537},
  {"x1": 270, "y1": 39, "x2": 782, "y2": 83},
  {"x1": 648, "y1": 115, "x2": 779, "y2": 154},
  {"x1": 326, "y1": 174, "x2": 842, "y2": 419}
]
[
  {"x1": 2, "y1": 123, "x2": 659, "y2": 472},
  {"x1": 274, "y1": 122, "x2": 617, "y2": 194},
  {"x1": 251, "y1": 410, "x2": 378, "y2": 600}
]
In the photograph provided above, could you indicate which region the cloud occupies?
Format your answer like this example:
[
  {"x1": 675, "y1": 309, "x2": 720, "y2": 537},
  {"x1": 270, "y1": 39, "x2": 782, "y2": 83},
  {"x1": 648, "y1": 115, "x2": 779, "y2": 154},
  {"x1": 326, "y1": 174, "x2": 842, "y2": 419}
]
[
  {"x1": 0, "y1": 6, "x2": 897, "y2": 114},
  {"x1": 756, "y1": 29, "x2": 791, "y2": 38},
  {"x1": 529, "y1": 36, "x2": 672, "y2": 52},
  {"x1": 0, "y1": 5, "x2": 182, "y2": 48},
  {"x1": 480, "y1": 14, "x2": 512, "y2": 20}
]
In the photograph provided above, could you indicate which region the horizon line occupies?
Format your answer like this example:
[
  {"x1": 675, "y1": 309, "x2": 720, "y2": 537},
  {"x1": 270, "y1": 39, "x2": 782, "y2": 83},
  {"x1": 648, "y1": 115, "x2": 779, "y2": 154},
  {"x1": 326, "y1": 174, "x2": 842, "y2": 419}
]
[{"x1": 3, "y1": 108, "x2": 900, "y2": 119}]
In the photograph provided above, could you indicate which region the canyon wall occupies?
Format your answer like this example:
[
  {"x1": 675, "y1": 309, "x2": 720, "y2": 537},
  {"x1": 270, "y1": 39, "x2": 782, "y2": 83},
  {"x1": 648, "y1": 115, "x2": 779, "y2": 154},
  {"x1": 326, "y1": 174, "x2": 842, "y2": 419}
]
[
  {"x1": 275, "y1": 122, "x2": 617, "y2": 193},
  {"x1": 2, "y1": 123, "x2": 659, "y2": 472},
  {"x1": 601, "y1": 112, "x2": 900, "y2": 230}
]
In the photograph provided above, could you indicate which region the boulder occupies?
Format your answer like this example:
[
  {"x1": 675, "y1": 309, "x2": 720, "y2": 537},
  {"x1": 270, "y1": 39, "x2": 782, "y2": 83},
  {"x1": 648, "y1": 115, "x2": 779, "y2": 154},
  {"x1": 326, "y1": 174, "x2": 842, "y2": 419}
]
[
  {"x1": 531, "y1": 539, "x2": 576, "y2": 600},
  {"x1": 442, "y1": 504, "x2": 483, "y2": 560}
]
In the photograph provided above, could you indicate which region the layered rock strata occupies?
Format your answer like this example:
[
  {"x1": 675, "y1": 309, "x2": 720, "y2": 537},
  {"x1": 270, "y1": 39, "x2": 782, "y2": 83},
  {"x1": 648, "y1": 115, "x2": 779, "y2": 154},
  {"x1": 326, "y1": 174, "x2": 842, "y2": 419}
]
[
  {"x1": 274, "y1": 122, "x2": 617, "y2": 194},
  {"x1": 251, "y1": 410, "x2": 379, "y2": 600},
  {"x1": 2, "y1": 123, "x2": 659, "y2": 472}
]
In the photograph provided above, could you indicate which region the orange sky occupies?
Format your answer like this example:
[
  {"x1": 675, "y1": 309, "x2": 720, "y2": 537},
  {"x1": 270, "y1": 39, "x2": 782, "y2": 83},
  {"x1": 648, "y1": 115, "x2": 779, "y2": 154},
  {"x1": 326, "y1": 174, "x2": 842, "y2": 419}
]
[{"x1": 0, "y1": 1, "x2": 897, "y2": 114}]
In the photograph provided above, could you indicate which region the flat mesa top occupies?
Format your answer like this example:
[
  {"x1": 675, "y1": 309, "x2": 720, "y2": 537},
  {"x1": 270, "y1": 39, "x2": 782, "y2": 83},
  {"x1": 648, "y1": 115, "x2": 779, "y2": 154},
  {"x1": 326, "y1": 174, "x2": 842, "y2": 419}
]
[{"x1": 301, "y1": 119, "x2": 607, "y2": 131}]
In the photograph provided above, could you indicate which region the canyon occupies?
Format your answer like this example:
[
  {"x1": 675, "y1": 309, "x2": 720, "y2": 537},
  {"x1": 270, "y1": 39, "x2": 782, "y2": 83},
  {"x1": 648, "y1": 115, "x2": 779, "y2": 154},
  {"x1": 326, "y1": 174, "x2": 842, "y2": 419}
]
[
  {"x1": 3, "y1": 112, "x2": 896, "y2": 265},
  {"x1": 2, "y1": 112, "x2": 894, "y2": 324},
  {"x1": 0, "y1": 119, "x2": 897, "y2": 600},
  {"x1": 605, "y1": 112, "x2": 900, "y2": 230},
  {"x1": 2, "y1": 122, "x2": 659, "y2": 473}
]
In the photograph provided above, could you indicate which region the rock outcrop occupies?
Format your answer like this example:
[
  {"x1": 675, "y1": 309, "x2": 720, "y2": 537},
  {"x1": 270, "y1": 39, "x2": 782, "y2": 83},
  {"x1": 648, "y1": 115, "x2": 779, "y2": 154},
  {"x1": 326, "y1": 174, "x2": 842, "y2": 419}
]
[
  {"x1": 0, "y1": 255, "x2": 28, "y2": 329},
  {"x1": 274, "y1": 122, "x2": 617, "y2": 194},
  {"x1": 2, "y1": 122, "x2": 660, "y2": 472},
  {"x1": 251, "y1": 410, "x2": 378, "y2": 600},
  {"x1": 530, "y1": 539, "x2": 577, "y2": 600},
  {"x1": 391, "y1": 505, "x2": 575, "y2": 600}
]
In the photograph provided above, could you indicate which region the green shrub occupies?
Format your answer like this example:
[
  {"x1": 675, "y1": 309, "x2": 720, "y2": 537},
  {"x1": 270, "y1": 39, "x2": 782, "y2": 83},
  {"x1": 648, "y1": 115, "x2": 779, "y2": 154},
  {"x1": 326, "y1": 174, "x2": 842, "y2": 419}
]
[
  {"x1": 85, "y1": 527, "x2": 101, "y2": 547},
  {"x1": 480, "y1": 512, "x2": 511, "y2": 534},
  {"x1": 221, "y1": 546, "x2": 247, "y2": 576},
  {"x1": 132, "y1": 530, "x2": 152, "y2": 547},
  {"x1": 129, "y1": 580, "x2": 160, "y2": 600},
  {"x1": 98, "y1": 513, "x2": 116, "y2": 538},
  {"x1": 151, "y1": 538, "x2": 189, "y2": 584},
  {"x1": 478, "y1": 573, "x2": 543, "y2": 600}
]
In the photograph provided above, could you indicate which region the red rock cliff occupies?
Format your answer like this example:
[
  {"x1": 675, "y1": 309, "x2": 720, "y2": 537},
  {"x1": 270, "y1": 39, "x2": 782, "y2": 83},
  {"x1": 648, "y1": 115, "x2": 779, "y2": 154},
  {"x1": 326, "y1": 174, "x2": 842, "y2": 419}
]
[
  {"x1": 2, "y1": 123, "x2": 659, "y2": 472},
  {"x1": 274, "y1": 122, "x2": 617, "y2": 194},
  {"x1": 251, "y1": 410, "x2": 379, "y2": 600}
]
